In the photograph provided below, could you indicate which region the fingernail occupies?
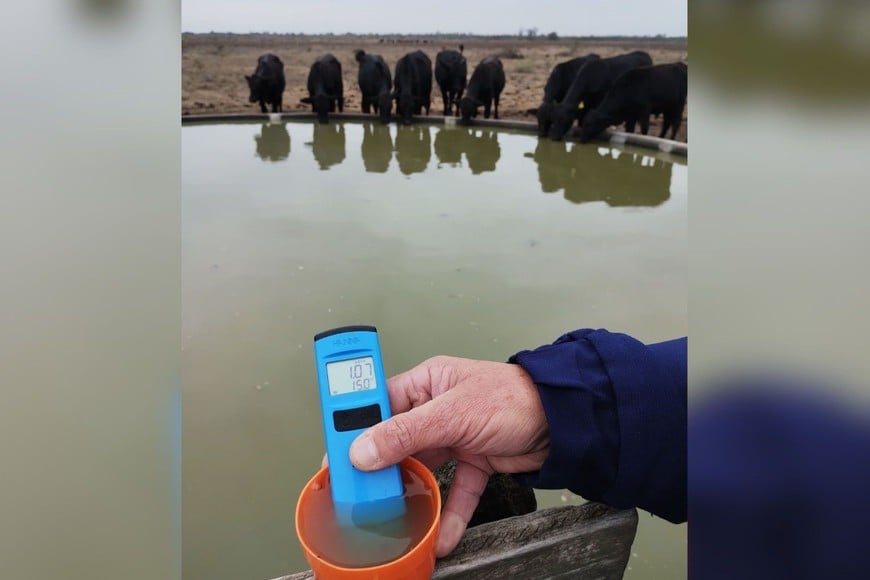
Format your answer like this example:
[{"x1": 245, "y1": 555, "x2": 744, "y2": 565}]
[{"x1": 350, "y1": 434, "x2": 379, "y2": 469}]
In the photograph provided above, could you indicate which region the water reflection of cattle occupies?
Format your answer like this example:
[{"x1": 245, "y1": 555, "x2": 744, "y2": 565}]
[
  {"x1": 465, "y1": 129, "x2": 501, "y2": 175},
  {"x1": 528, "y1": 140, "x2": 673, "y2": 207},
  {"x1": 528, "y1": 140, "x2": 573, "y2": 193},
  {"x1": 254, "y1": 123, "x2": 290, "y2": 162},
  {"x1": 394, "y1": 125, "x2": 431, "y2": 175},
  {"x1": 307, "y1": 123, "x2": 346, "y2": 170},
  {"x1": 360, "y1": 123, "x2": 392, "y2": 173},
  {"x1": 433, "y1": 126, "x2": 465, "y2": 167},
  {"x1": 432, "y1": 127, "x2": 502, "y2": 174}
]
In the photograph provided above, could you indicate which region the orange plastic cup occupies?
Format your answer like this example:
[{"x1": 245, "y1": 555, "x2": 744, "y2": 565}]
[{"x1": 295, "y1": 457, "x2": 441, "y2": 579}]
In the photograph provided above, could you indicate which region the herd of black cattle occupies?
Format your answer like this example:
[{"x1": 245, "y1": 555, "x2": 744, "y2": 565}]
[{"x1": 244, "y1": 45, "x2": 687, "y2": 143}]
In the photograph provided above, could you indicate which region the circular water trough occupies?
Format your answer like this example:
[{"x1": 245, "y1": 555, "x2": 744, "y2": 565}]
[{"x1": 181, "y1": 112, "x2": 688, "y2": 158}]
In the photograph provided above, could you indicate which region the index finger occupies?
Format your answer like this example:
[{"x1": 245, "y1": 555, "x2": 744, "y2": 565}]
[{"x1": 385, "y1": 358, "x2": 441, "y2": 414}]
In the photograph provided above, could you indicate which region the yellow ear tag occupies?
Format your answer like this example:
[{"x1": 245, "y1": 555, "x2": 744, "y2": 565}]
[{"x1": 578, "y1": 101, "x2": 585, "y2": 110}]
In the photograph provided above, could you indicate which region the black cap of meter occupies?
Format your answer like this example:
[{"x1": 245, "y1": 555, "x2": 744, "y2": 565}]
[{"x1": 313, "y1": 325, "x2": 377, "y2": 342}]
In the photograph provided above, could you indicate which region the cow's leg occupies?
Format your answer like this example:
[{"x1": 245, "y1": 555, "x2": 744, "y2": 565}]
[
  {"x1": 441, "y1": 89, "x2": 449, "y2": 115},
  {"x1": 259, "y1": 100, "x2": 267, "y2": 114},
  {"x1": 625, "y1": 117, "x2": 637, "y2": 133},
  {"x1": 639, "y1": 108, "x2": 652, "y2": 135},
  {"x1": 640, "y1": 117, "x2": 650, "y2": 135},
  {"x1": 659, "y1": 115, "x2": 672, "y2": 139},
  {"x1": 483, "y1": 101, "x2": 491, "y2": 119},
  {"x1": 338, "y1": 97, "x2": 344, "y2": 113},
  {"x1": 670, "y1": 110, "x2": 684, "y2": 140},
  {"x1": 362, "y1": 97, "x2": 371, "y2": 114},
  {"x1": 494, "y1": 93, "x2": 500, "y2": 119}
]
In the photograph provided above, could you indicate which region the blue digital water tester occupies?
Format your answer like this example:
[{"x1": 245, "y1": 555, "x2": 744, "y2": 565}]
[{"x1": 313, "y1": 325, "x2": 405, "y2": 526}]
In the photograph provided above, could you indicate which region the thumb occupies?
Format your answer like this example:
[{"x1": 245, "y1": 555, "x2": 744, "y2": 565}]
[{"x1": 349, "y1": 400, "x2": 452, "y2": 471}]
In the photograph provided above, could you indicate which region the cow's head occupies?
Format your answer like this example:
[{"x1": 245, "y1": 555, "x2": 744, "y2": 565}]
[
  {"x1": 394, "y1": 92, "x2": 414, "y2": 125},
  {"x1": 534, "y1": 102, "x2": 556, "y2": 137},
  {"x1": 245, "y1": 75, "x2": 262, "y2": 103},
  {"x1": 459, "y1": 96, "x2": 481, "y2": 125},
  {"x1": 301, "y1": 94, "x2": 333, "y2": 124},
  {"x1": 578, "y1": 110, "x2": 612, "y2": 143},
  {"x1": 547, "y1": 102, "x2": 578, "y2": 141},
  {"x1": 314, "y1": 94, "x2": 332, "y2": 124},
  {"x1": 377, "y1": 92, "x2": 392, "y2": 124}
]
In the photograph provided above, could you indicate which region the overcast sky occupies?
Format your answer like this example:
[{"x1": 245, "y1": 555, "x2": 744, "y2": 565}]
[{"x1": 182, "y1": 0, "x2": 687, "y2": 37}]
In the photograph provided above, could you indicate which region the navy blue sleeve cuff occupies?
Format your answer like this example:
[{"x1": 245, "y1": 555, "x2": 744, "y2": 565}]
[
  {"x1": 509, "y1": 329, "x2": 687, "y2": 523},
  {"x1": 509, "y1": 329, "x2": 619, "y2": 499}
]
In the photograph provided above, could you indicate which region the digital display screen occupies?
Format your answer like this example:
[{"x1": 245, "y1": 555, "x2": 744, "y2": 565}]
[{"x1": 326, "y1": 356, "x2": 377, "y2": 396}]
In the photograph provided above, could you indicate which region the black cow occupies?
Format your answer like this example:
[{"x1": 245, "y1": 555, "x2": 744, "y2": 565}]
[
  {"x1": 355, "y1": 50, "x2": 392, "y2": 124},
  {"x1": 245, "y1": 53, "x2": 285, "y2": 113},
  {"x1": 393, "y1": 50, "x2": 432, "y2": 124},
  {"x1": 548, "y1": 50, "x2": 653, "y2": 141},
  {"x1": 459, "y1": 56, "x2": 505, "y2": 124},
  {"x1": 300, "y1": 54, "x2": 344, "y2": 124},
  {"x1": 529, "y1": 54, "x2": 599, "y2": 137},
  {"x1": 579, "y1": 62, "x2": 687, "y2": 143},
  {"x1": 434, "y1": 45, "x2": 467, "y2": 116}
]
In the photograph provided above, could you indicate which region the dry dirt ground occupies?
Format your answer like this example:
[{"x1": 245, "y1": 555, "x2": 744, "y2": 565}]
[{"x1": 182, "y1": 34, "x2": 688, "y2": 142}]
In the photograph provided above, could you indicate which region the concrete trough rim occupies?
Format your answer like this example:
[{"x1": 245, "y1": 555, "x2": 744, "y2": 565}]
[{"x1": 181, "y1": 112, "x2": 687, "y2": 158}]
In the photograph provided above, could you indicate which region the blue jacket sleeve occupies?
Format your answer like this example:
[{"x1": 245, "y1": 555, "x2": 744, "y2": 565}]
[{"x1": 509, "y1": 328, "x2": 686, "y2": 523}]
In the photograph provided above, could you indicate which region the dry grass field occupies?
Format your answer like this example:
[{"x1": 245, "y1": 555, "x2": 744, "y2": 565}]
[{"x1": 182, "y1": 33, "x2": 688, "y2": 142}]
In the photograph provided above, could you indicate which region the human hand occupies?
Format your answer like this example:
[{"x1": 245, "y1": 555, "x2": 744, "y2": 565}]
[{"x1": 347, "y1": 356, "x2": 549, "y2": 557}]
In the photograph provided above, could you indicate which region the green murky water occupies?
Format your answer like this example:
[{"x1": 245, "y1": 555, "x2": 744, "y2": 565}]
[{"x1": 182, "y1": 121, "x2": 687, "y2": 580}]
